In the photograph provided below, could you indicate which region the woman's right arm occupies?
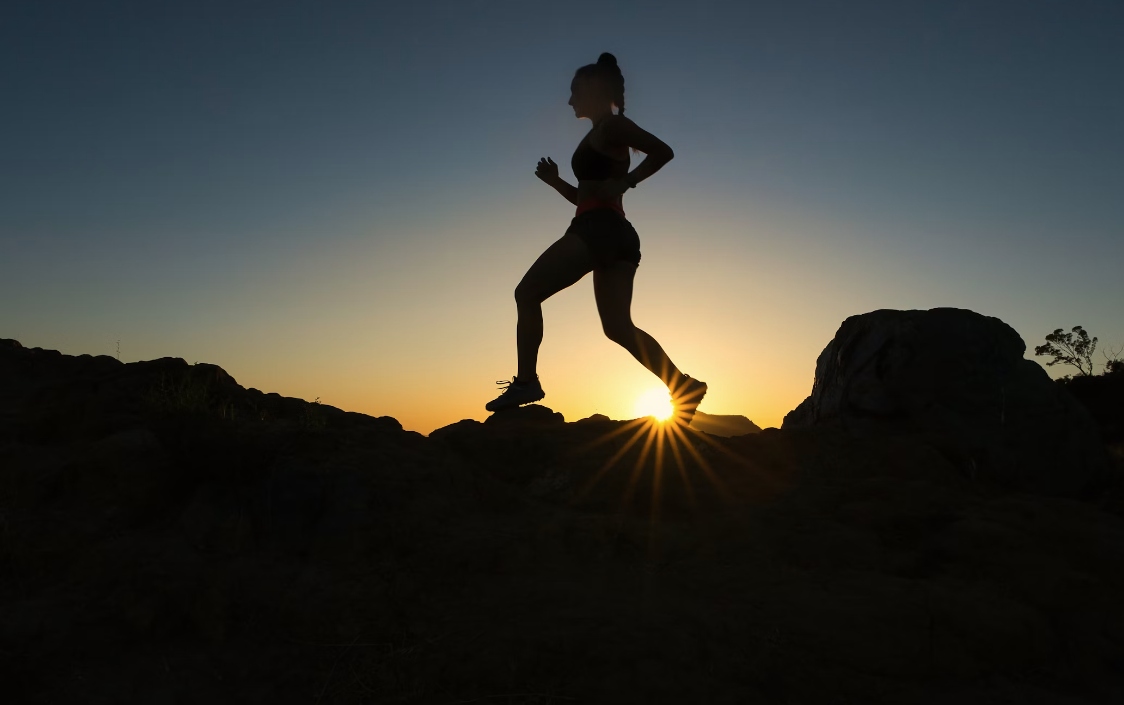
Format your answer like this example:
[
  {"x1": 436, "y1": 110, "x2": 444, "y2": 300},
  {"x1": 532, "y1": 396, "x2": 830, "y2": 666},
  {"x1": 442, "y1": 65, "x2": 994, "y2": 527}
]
[
  {"x1": 546, "y1": 176, "x2": 579, "y2": 206},
  {"x1": 535, "y1": 156, "x2": 578, "y2": 205}
]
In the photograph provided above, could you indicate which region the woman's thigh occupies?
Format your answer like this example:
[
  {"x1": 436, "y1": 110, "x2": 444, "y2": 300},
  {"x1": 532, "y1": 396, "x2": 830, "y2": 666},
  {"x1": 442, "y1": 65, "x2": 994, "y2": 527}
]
[
  {"x1": 593, "y1": 261, "x2": 637, "y2": 331},
  {"x1": 516, "y1": 231, "x2": 595, "y2": 303}
]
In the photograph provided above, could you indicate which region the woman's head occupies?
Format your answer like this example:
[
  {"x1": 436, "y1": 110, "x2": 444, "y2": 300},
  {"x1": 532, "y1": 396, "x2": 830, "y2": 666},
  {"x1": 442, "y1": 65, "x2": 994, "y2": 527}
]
[{"x1": 569, "y1": 52, "x2": 626, "y2": 121}]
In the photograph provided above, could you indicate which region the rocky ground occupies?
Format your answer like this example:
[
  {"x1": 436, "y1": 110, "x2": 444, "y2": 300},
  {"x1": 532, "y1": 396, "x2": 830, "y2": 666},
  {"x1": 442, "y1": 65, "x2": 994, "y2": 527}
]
[{"x1": 2, "y1": 328, "x2": 1123, "y2": 704}]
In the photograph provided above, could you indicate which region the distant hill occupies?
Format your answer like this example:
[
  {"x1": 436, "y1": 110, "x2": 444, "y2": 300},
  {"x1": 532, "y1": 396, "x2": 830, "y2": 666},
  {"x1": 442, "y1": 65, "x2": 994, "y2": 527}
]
[{"x1": 689, "y1": 411, "x2": 761, "y2": 437}]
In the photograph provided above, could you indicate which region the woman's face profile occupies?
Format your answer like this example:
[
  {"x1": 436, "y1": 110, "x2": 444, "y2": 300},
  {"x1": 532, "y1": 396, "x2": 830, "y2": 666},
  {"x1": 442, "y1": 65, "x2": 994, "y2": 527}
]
[{"x1": 568, "y1": 76, "x2": 606, "y2": 119}]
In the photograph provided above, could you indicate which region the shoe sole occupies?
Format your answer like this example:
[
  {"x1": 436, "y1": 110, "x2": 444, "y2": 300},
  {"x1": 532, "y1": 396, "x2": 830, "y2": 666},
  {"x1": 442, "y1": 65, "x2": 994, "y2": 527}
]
[{"x1": 486, "y1": 392, "x2": 546, "y2": 412}]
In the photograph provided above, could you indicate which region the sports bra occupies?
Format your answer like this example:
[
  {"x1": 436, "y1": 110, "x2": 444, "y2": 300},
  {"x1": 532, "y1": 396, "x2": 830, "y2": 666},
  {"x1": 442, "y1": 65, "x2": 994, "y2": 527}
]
[{"x1": 572, "y1": 120, "x2": 630, "y2": 181}]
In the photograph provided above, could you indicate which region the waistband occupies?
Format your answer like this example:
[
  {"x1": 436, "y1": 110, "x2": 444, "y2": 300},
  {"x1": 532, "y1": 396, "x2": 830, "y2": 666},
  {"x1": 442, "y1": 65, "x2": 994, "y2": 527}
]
[{"x1": 575, "y1": 198, "x2": 626, "y2": 218}]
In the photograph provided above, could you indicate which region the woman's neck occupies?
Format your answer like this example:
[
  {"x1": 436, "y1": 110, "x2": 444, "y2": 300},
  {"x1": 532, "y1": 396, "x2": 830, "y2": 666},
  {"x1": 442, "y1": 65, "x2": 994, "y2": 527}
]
[{"x1": 590, "y1": 110, "x2": 614, "y2": 128}]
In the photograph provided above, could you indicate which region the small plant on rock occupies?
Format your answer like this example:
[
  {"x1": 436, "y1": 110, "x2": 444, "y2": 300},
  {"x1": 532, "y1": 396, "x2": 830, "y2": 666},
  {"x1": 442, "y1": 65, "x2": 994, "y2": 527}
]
[
  {"x1": 300, "y1": 396, "x2": 327, "y2": 430},
  {"x1": 144, "y1": 372, "x2": 214, "y2": 415},
  {"x1": 1104, "y1": 344, "x2": 1124, "y2": 377}
]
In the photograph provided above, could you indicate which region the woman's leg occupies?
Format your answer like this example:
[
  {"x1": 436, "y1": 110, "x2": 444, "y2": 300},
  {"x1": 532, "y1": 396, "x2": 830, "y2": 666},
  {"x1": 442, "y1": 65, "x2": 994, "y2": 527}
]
[
  {"x1": 514, "y1": 232, "x2": 594, "y2": 380},
  {"x1": 593, "y1": 261, "x2": 687, "y2": 390}
]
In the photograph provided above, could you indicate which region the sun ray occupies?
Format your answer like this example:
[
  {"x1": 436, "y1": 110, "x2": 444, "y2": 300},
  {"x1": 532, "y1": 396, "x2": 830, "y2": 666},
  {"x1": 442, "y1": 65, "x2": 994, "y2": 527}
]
[
  {"x1": 667, "y1": 421, "x2": 737, "y2": 505},
  {"x1": 571, "y1": 418, "x2": 651, "y2": 503},
  {"x1": 679, "y1": 426, "x2": 789, "y2": 497},
  {"x1": 573, "y1": 416, "x2": 650, "y2": 455},
  {"x1": 664, "y1": 423, "x2": 696, "y2": 511},
  {"x1": 619, "y1": 419, "x2": 659, "y2": 511},
  {"x1": 682, "y1": 424, "x2": 752, "y2": 462},
  {"x1": 648, "y1": 422, "x2": 666, "y2": 558},
  {"x1": 569, "y1": 402, "x2": 778, "y2": 531}
]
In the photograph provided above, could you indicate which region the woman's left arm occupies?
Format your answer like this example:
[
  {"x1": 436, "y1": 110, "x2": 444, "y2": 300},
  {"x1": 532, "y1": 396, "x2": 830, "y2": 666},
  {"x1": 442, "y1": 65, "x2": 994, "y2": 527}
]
[{"x1": 599, "y1": 115, "x2": 674, "y2": 197}]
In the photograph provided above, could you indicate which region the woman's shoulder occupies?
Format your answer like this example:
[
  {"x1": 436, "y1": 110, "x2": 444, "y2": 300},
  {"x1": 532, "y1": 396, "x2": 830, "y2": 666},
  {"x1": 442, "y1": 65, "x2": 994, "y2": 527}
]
[{"x1": 600, "y1": 113, "x2": 637, "y2": 142}]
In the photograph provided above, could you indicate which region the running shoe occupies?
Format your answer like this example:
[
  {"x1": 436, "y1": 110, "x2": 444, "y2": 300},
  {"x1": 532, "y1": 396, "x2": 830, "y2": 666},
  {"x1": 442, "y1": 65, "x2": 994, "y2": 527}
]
[
  {"x1": 671, "y1": 374, "x2": 707, "y2": 425},
  {"x1": 485, "y1": 376, "x2": 545, "y2": 412}
]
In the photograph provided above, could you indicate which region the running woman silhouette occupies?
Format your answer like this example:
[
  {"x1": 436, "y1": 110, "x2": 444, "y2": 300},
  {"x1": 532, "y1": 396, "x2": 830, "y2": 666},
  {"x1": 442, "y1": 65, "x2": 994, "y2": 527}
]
[{"x1": 486, "y1": 52, "x2": 707, "y2": 424}]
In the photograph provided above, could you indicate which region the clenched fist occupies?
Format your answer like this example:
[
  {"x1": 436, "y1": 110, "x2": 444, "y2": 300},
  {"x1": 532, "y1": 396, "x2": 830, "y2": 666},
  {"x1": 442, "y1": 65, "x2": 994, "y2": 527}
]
[{"x1": 535, "y1": 156, "x2": 559, "y2": 183}]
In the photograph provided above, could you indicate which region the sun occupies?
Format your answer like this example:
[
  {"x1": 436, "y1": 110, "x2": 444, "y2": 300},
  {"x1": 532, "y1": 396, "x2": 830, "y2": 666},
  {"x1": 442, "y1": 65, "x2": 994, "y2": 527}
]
[{"x1": 633, "y1": 386, "x2": 674, "y2": 422}]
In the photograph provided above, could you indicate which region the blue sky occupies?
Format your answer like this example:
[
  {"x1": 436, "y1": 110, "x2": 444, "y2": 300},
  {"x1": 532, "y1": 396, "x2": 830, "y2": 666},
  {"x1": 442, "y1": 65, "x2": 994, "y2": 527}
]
[{"x1": 2, "y1": 0, "x2": 1122, "y2": 432}]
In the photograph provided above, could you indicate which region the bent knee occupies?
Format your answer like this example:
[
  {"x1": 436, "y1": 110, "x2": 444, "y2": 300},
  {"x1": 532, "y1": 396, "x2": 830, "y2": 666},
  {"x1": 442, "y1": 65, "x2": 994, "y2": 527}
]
[
  {"x1": 602, "y1": 320, "x2": 636, "y2": 345},
  {"x1": 514, "y1": 282, "x2": 541, "y2": 306}
]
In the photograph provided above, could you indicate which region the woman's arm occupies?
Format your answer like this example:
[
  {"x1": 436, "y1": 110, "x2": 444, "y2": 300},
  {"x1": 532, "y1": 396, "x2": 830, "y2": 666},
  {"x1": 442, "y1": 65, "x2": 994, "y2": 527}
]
[
  {"x1": 545, "y1": 175, "x2": 579, "y2": 205},
  {"x1": 605, "y1": 114, "x2": 674, "y2": 188},
  {"x1": 625, "y1": 152, "x2": 672, "y2": 189}
]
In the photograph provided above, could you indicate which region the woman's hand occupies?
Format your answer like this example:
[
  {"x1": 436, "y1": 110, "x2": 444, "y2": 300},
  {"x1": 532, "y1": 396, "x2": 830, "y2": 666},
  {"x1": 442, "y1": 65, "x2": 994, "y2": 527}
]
[{"x1": 535, "y1": 157, "x2": 559, "y2": 184}]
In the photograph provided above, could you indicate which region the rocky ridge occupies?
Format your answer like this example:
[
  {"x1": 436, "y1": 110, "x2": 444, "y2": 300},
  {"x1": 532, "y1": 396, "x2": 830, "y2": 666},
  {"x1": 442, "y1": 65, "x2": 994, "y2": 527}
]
[{"x1": 2, "y1": 308, "x2": 1123, "y2": 704}]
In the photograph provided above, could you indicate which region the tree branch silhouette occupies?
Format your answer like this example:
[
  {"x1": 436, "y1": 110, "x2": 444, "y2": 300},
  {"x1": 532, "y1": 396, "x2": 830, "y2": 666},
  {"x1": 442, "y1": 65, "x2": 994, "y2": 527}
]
[{"x1": 1034, "y1": 326, "x2": 1098, "y2": 377}]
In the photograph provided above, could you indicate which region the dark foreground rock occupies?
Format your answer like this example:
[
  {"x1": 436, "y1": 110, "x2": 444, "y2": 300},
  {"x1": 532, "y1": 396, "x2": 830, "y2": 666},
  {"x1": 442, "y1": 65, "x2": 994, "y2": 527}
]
[
  {"x1": 2, "y1": 335, "x2": 1124, "y2": 704},
  {"x1": 782, "y1": 308, "x2": 1112, "y2": 498},
  {"x1": 1061, "y1": 369, "x2": 1124, "y2": 446}
]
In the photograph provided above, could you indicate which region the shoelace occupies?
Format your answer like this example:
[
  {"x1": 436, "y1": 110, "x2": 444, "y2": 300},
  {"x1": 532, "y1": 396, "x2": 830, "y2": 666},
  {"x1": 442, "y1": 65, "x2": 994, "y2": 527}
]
[{"x1": 495, "y1": 377, "x2": 537, "y2": 392}]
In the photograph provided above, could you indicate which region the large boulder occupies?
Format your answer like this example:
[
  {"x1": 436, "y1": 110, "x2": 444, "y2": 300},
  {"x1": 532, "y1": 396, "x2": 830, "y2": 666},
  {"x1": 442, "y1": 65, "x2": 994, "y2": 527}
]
[{"x1": 782, "y1": 308, "x2": 1111, "y2": 497}]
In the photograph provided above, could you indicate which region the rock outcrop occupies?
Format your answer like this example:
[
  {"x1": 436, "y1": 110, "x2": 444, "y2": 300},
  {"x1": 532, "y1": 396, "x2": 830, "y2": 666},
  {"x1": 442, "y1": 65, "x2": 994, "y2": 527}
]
[
  {"x1": 782, "y1": 308, "x2": 1112, "y2": 497},
  {"x1": 1062, "y1": 369, "x2": 1124, "y2": 445},
  {"x1": 2, "y1": 335, "x2": 1124, "y2": 704}
]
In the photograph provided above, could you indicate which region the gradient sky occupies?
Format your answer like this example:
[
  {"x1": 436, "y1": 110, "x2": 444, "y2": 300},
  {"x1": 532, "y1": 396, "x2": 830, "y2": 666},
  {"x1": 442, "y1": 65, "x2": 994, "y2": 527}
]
[{"x1": 3, "y1": 0, "x2": 1122, "y2": 434}]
